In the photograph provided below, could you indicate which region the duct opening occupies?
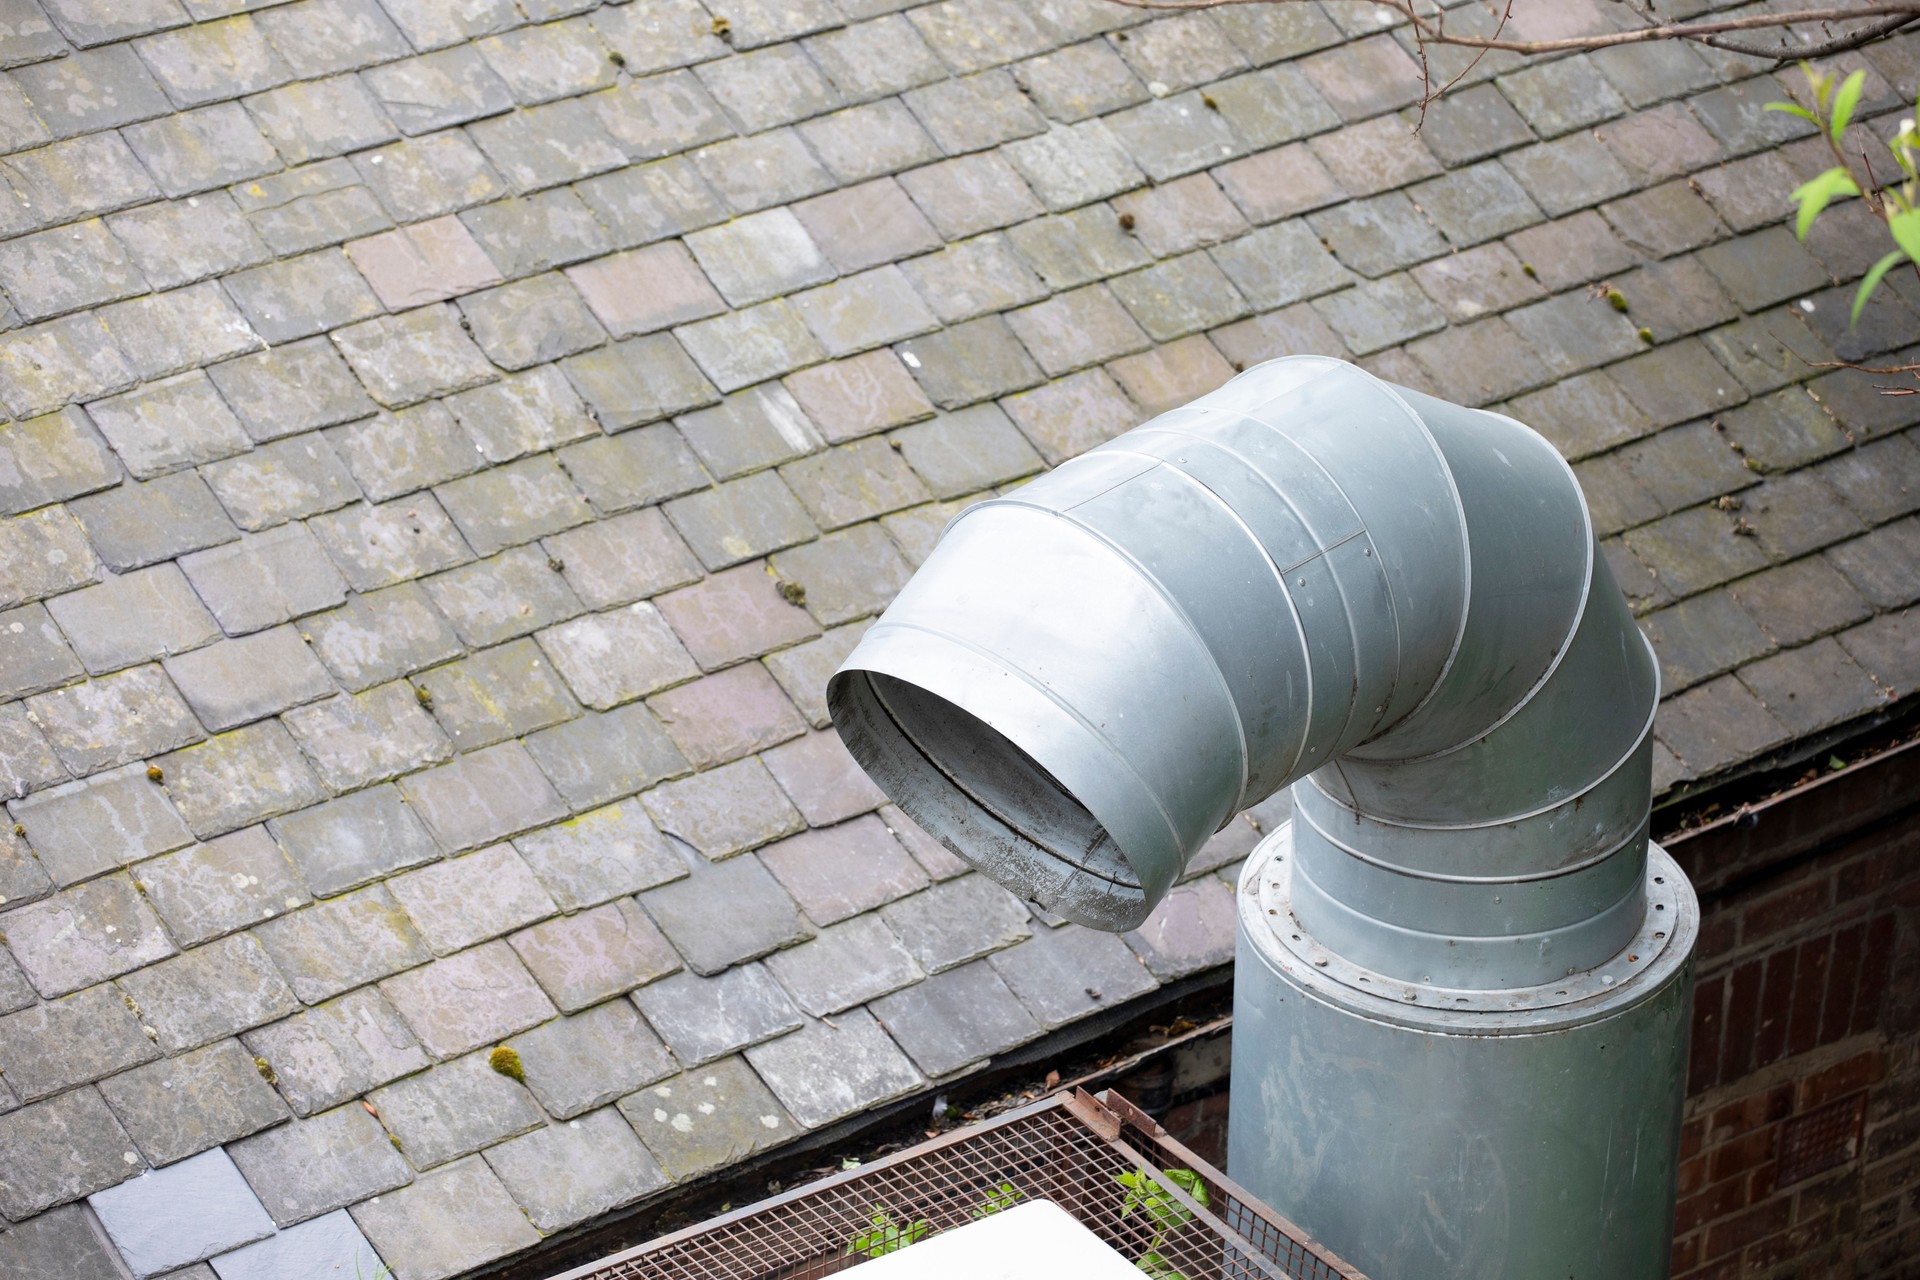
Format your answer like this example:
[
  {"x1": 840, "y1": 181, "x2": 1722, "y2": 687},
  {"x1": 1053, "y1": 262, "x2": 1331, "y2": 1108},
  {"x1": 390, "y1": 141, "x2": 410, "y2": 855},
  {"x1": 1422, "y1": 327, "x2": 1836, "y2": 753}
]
[{"x1": 830, "y1": 669, "x2": 1149, "y2": 928}]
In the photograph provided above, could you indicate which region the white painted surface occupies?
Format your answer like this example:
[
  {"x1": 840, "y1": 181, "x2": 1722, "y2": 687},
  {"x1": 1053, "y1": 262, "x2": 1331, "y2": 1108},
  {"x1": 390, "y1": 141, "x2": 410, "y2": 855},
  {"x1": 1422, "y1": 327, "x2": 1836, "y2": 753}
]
[{"x1": 852, "y1": 1200, "x2": 1145, "y2": 1279}]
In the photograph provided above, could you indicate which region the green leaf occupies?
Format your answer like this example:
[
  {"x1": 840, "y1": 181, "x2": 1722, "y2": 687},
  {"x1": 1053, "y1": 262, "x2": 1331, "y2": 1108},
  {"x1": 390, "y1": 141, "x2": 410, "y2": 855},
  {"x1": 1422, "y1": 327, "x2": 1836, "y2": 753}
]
[
  {"x1": 1889, "y1": 211, "x2": 1920, "y2": 263},
  {"x1": 1853, "y1": 249, "x2": 1907, "y2": 325},
  {"x1": 1831, "y1": 69, "x2": 1867, "y2": 139},
  {"x1": 1790, "y1": 168, "x2": 1861, "y2": 240},
  {"x1": 849, "y1": 1211, "x2": 930, "y2": 1257},
  {"x1": 973, "y1": 1183, "x2": 1022, "y2": 1219},
  {"x1": 1764, "y1": 101, "x2": 1821, "y2": 126}
]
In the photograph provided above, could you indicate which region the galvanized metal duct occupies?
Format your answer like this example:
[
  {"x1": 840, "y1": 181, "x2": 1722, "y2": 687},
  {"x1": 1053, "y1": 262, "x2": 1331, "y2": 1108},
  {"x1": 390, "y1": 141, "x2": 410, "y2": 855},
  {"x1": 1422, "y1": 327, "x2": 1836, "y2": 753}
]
[
  {"x1": 829, "y1": 356, "x2": 1698, "y2": 1280},
  {"x1": 828, "y1": 355, "x2": 1654, "y2": 984}
]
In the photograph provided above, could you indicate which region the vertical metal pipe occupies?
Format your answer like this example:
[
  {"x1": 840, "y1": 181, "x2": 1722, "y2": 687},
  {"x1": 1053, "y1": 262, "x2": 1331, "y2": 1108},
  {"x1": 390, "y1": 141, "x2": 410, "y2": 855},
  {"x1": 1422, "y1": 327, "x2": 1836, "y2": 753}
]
[{"x1": 828, "y1": 356, "x2": 1697, "y2": 1278}]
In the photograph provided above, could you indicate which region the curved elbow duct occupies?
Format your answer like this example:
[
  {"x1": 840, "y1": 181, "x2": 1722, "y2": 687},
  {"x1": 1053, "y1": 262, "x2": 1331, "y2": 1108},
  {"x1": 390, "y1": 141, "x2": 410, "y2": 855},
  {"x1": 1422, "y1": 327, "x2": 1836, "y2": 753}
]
[{"x1": 828, "y1": 355, "x2": 1656, "y2": 988}]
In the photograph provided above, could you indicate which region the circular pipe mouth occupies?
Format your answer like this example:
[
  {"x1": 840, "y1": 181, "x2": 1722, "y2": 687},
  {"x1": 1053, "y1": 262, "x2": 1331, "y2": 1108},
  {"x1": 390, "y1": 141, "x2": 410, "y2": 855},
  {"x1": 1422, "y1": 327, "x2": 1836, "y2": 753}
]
[{"x1": 829, "y1": 668, "x2": 1152, "y2": 930}]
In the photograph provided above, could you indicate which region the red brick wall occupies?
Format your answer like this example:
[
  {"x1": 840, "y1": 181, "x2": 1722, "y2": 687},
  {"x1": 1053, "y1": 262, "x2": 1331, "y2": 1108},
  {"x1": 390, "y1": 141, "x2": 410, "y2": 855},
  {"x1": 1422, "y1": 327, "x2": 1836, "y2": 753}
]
[{"x1": 1671, "y1": 794, "x2": 1920, "y2": 1279}]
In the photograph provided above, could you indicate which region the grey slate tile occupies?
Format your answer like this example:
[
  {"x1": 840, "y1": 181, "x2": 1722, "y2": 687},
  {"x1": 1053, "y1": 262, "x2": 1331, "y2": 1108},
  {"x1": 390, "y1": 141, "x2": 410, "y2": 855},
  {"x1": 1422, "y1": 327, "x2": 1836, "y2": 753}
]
[
  {"x1": 88, "y1": 1148, "x2": 274, "y2": 1277},
  {"x1": 379, "y1": 941, "x2": 558, "y2": 1060},
  {"x1": 631, "y1": 960, "x2": 801, "y2": 1065},
  {"x1": 227, "y1": 1102, "x2": 411, "y2": 1227},
  {"x1": 616, "y1": 1055, "x2": 796, "y2": 1180},
  {"x1": 0, "y1": 601, "x2": 84, "y2": 700},
  {"x1": 269, "y1": 783, "x2": 441, "y2": 898},
  {"x1": 135, "y1": 826, "x2": 311, "y2": 950},
  {"x1": 521, "y1": 707, "x2": 691, "y2": 816},
  {"x1": 391, "y1": 843, "x2": 556, "y2": 956},
  {"x1": 0, "y1": 982, "x2": 161, "y2": 1101},
  {"x1": 205, "y1": 1209, "x2": 383, "y2": 1280},
  {"x1": 507, "y1": 999, "x2": 674, "y2": 1119},
  {"x1": 638, "y1": 848, "x2": 809, "y2": 974},
  {"x1": 98, "y1": 1038, "x2": 290, "y2": 1167},
  {"x1": 300, "y1": 582, "x2": 464, "y2": 692},
  {"x1": 349, "y1": 1156, "x2": 541, "y2": 1280},
  {"x1": 241, "y1": 988, "x2": 428, "y2": 1118},
  {"x1": 252, "y1": 883, "x2": 430, "y2": 1005},
  {"x1": 0, "y1": 1203, "x2": 142, "y2": 1280},
  {"x1": 12, "y1": 762, "x2": 192, "y2": 886},
  {"x1": 28, "y1": 664, "x2": 203, "y2": 776},
  {"x1": 0, "y1": 1088, "x2": 142, "y2": 1220},
  {"x1": 397, "y1": 740, "x2": 569, "y2": 852},
  {"x1": 156, "y1": 720, "x2": 329, "y2": 838},
  {"x1": 485, "y1": 1106, "x2": 666, "y2": 1232},
  {"x1": 163, "y1": 627, "x2": 333, "y2": 731},
  {"x1": 115, "y1": 931, "x2": 300, "y2": 1054},
  {"x1": 743, "y1": 1009, "x2": 921, "y2": 1127}
]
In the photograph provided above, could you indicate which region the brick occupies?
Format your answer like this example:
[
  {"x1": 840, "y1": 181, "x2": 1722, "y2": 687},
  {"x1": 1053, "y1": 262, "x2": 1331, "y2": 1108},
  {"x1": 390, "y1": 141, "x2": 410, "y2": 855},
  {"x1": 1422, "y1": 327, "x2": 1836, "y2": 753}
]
[
  {"x1": 632, "y1": 960, "x2": 800, "y2": 1064},
  {"x1": 507, "y1": 999, "x2": 672, "y2": 1119},
  {"x1": 513, "y1": 798, "x2": 685, "y2": 909},
  {"x1": 901, "y1": 235, "x2": 1047, "y2": 324},
  {"x1": 0, "y1": 1089, "x2": 141, "y2": 1219},
  {"x1": 0, "y1": 601, "x2": 82, "y2": 699},
  {"x1": 390, "y1": 844, "x2": 555, "y2": 958},
  {"x1": 1108, "y1": 334, "x2": 1235, "y2": 416},
  {"x1": 99, "y1": 1038, "x2": 289, "y2": 1166},
  {"x1": 677, "y1": 384, "x2": 823, "y2": 481},
  {"x1": 510, "y1": 897, "x2": 677, "y2": 1010},
  {"x1": 12, "y1": 762, "x2": 193, "y2": 885},
  {"x1": 251, "y1": 885, "x2": 427, "y2": 1008},
  {"x1": 117, "y1": 932, "x2": 300, "y2": 1054},
  {"x1": 879, "y1": 873, "x2": 1030, "y2": 974},
  {"x1": 352, "y1": 131, "x2": 509, "y2": 222},
  {"x1": 0, "y1": 220, "x2": 145, "y2": 322},
  {"x1": 28, "y1": 663, "x2": 201, "y2": 775},
  {"x1": 784, "y1": 350, "x2": 932, "y2": 444},
  {"x1": 87, "y1": 1148, "x2": 276, "y2": 1275},
  {"x1": 0, "y1": 983, "x2": 159, "y2": 1101},
  {"x1": 745, "y1": 1008, "x2": 921, "y2": 1127},
  {"x1": 301, "y1": 582, "x2": 462, "y2": 691},
  {"x1": 655, "y1": 564, "x2": 817, "y2": 674},
  {"x1": 349, "y1": 1156, "x2": 539, "y2": 1280},
  {"x1": 1309, "y1": 192, "x2": 1446, "y2": 278},
  {"x1": 136, "y1": 826, "x2": 310, "y2": 950},
  {"x1": 242, "y1": 988, "x2": 426, "y2": 1118},
  {"x1": 1002, "y1": 119, "x2": 1145, "y2": 211},
  {"x1": 617, "y1": 1056, "x2": 795, "y2": 1180},
  {"x1": 695, "y1": 128, "x2": 837, "y2": 213},
  {"x1": 560, "y1": 337, "x2": 717, "y2": 433}
]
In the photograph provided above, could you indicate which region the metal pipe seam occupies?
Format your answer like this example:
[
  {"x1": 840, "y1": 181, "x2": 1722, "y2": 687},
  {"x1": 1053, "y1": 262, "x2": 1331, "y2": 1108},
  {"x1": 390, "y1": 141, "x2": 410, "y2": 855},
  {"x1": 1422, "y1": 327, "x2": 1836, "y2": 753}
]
[{"x1": 828, "y1": 356, "x2": 1665, "y2": 991}]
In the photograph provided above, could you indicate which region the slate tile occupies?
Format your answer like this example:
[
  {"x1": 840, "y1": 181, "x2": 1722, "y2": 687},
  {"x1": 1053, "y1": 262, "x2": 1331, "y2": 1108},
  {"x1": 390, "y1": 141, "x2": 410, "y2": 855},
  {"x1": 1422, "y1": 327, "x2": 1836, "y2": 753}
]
[
  {"x1": 182, "y1": 522, "x2": 351, "y2": 635},
  {"x1": 350, "y1": 1157, "x2": 540, "y2": 1280},
  {"x1": 228, "y1": 1102, "x2": 410, "y2": 1227},
  {"x1": 205, "y1": 338, "x2": 376, "y2": 443},
  {"x1": 676, "y1": 383, "x2": 823, "y2": 481},
  {"x1": 1839, "y1": 610, "x2": 1920, "y2": 699},
  {"x1": 0, "y1": 711, "x2": 65, "y2": 807},
  {"x1": 1601, "y1": 182, "x2": 1727, "y2": 261},
  {"x1": 136, "y1": 826, "x2": 311, "y2": 950},
  {"x1": 567, "y1": 242, "x2": 727, "y2": 341},
  {"x1": 1656, "y1": 674, "x2": 1793, "y2": 777},
  {"x1": 765, "y1": 912, "x2": 920, "y2": 1017},
  {"x1": 483, "y1": 1107, "x2": 664, "y2": 1232},
  {"x1": 475, "y1": 13, "x2": 616, "y2": 104},
  {"x1": 1125, "y1": 876, "x2": 1236, "y2": 979},
  {"x1": 398, "y1": 741, "x2": 569, "y2": 852},
  {"x1": 0, "y1": 220, "x2": 145, "y2": 322},
  {"x1": 28, "y1": 664, "x2": 202, "y2": 776},
  {"x1": 87, "y1": 1148, "x2": 274, "y2": 1276},
  {"x1": 507, "y1": 999, "x2": 674, "y2": 1119},
  {"x1": 631, "y1": 960, "x2": 800, "y2": 1065},
  {"x1": 1002, "y1": 119, "x2": 1145, "y2": 211},
  {"x1": 533, "y1": 601, "x2": 698, "y2": 711},
  {"x1": 990, "y1": 924, "x2": 1157, "y2": 1029},
  {"x1": 0, "y1": 405, "x2": 120, "y2": 518},
  {"x1": 510, "y1": 897, "x2": 677, "y2": 1010},
  {"x1": 391, "y1": 844, "x2": 556, "y2": 956},
  {"x1": 868, "y1": 959, "x2": 1037, "y2": 1076},
  {"x1": 10, "y1": 761, "x2": 192, "y2": 886},
  {"x1": 762, "y1": 621, "x2": 868, "y2": 728},
  {"x1": 301, "y1": 582, "x2": 464, "y2": 692},
  {"x1": 254, "y1": 0, "x2": 410, "y2": 78},
  {"x1": 588, "y1": 73, "x2": 733, "y2": 164},
  {"x1": 99, "y1": 1038, "x2": 290, "y2": 1167},
  {"x1": 523, "y1": 705, "x2": 691, "y2": 816},
  {"x1": 156, "y1": 721, "x2": 328, "y2": 838},
  {"x1": 785, "y1": 349, "x2": 934, "y2": 442},
  {"x1": 379, "y1": 941, "x2": 558, "y2": 1061},
  {"x1": 890, "y1": 402, "x2": 1043, "y2": 496},
  {"x1": 116, "y1": 931, "x2": 300, "y2": 1054},
  {"x1": 351, "y1": 131, "x2": 509, "y2": 222},
  {"x1": 898, "y1": 152, "x2": 1044, "y2": 242},
  {"x1": 328, "y1": 403, "x2": 486, "y2": 503},
  {"x1": 638, "y1": 849, "x2": 808, "y2": 974},
  {"x1": 791, "y1": 265, "x2": 940, "y2": 358},
  {"x1": 744, "y1": 1009, "x2": 921, "y2": 1128},
  {"x1": 423, "y1": 545, "x2": 584, "y2": 648},
  {"x1": 663, "y1": 472, "x2": 819, "y2": 571},
  {"x1": 574, "y1": 156, "x2": 729, "y2": 248},
  {"x1": 616, "y1": 1056, "x2": 795, "y2": 1180},
  {"x1": 206, "y1": 1209, "x2": 383, "y2": 1280},
  {"x1": 560, "y1": 338, "x2": 718, "y2": 434},
  {"x1": 0, "y1": 601, "x2": 81, "y2": 700},
  {"x1": 0, "y1": 982, "x2": 160, "y2": 1101},
  {"x1": 457, "y1": 276, "x2": 606, "y2": 372},
  {"x1": 590, "y1": 0, "x2": 729, "y2": 73},
  {"x1": 543, "y1": 508, "x2": 702, "y2": 610},
  {"x1": 163, "y1": 627, "x2": 332, "y2": 732},
  {"x1": 0, "y1": 1203, "x2": 144, "y2": 1280},
  {"x1": 799, "y1": 98, "x2": 942, "y2": 184},
  {"x1": 201, "y1": 436, "x2": 359, "y2": 533},
  {"x1": 68, "y1": 472, "x2": 236, "y2": 573},
  {"x1": 241, "y1": 988, "x2": 428, "y2": 1119},
  {"x1": 0, "y1": 1088, "x2": 142, "y2": 1219},
  {"x1": 759, "y1": 814, "x2": 927, "y2": 926},
  {"x1": 135, "y1": 14, "x2": 290, "y2": 106},
  {"x1": 647, "y1": 663, "x2": 805, "y2": 768},
  {"x1": 696, "y1": 41, "x2": 839, "y2": 133},
  {"x1": 879, "y1": 872, "x2": 1034, "y2": 980},
  {"x1": 674, "y1": 297, "x2": 828, "y2": 392},
  {"x1": 377, "y1": 0, "x2": 516, "y2": 49},
  {"x1": 253, "y1": 884, "x2": 429, "y2": 1005},
  {"x1": 459, "y1": 189, "x2": 612, "y2": 279},
  {"x1": 642, "y1": 756, "x2": 803, "y2": 860},
  {"x1": 362, "y1": 46, "x2": 513, "y2": 135}
]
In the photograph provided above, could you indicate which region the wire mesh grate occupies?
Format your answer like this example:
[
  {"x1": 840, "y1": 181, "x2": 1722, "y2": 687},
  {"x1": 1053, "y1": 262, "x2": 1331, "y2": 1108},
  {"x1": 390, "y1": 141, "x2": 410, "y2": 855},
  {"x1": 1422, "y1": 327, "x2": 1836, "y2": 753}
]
[{"x1": 550, "y1": 1090, "x2": 1365, "y2": 1280}]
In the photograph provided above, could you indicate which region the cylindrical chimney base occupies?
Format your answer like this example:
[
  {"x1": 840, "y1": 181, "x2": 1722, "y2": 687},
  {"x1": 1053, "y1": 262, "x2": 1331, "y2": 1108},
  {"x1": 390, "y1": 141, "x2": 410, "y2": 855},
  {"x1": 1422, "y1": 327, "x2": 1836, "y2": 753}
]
[{"x1": 1228, "y1": 824, "x2": 1697, "y2": 1280}]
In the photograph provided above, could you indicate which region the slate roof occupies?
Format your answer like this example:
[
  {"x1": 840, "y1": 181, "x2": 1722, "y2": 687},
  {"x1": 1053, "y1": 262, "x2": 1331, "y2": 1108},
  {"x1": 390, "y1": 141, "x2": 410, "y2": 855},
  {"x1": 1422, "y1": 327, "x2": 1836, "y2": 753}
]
[{"x1": 0, "y1": 0, "x2": 1917, "y2": 1275}]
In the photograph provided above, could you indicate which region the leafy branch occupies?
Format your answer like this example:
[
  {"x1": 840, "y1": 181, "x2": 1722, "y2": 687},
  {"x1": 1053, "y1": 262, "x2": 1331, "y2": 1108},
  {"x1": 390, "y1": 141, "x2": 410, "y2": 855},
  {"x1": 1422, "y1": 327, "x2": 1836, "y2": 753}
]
[
  {"x1": 1773, "y1": 64, "x2": 1920, "y2": 323},
  {"x1": 1116, "y1": 1167, "x2": 1210, "y2": 1279}
]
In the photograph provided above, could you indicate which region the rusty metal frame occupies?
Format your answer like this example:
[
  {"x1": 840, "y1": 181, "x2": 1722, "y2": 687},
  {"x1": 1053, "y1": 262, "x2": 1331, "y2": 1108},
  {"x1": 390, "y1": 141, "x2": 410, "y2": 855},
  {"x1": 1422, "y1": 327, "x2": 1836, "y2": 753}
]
[{"x1": 548, "y1": 1089, "x2": 1366, "y2": 1280}]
